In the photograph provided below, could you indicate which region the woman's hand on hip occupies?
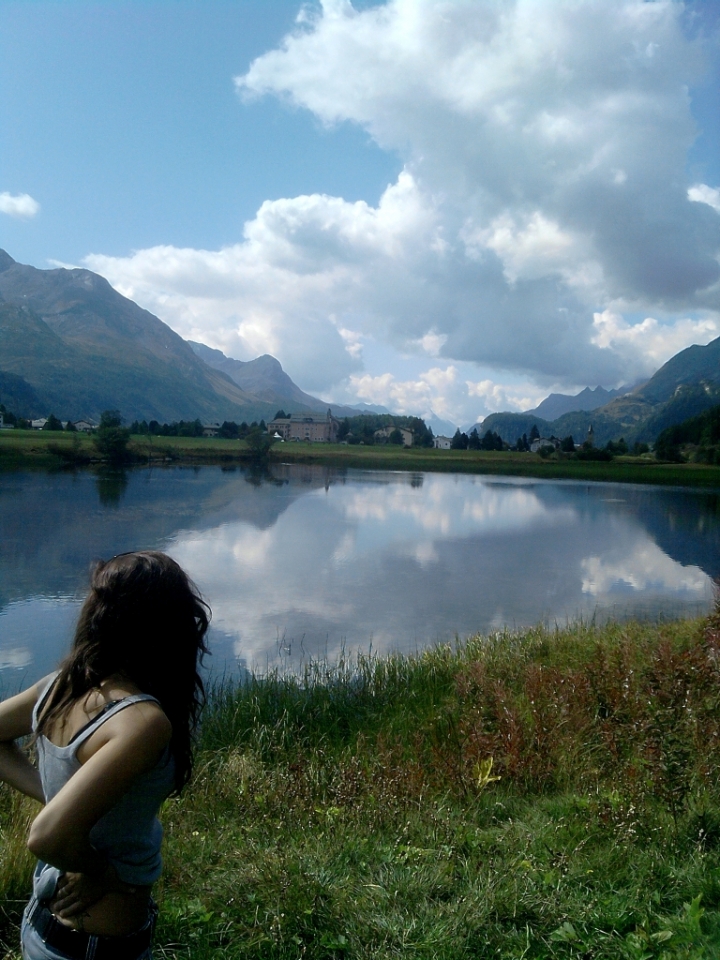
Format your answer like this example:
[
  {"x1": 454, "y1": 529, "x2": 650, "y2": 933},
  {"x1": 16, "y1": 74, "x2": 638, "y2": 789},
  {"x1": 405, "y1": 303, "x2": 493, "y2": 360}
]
[{"x1": 51, "y1": 865, "x2": 119, "y2": 920}]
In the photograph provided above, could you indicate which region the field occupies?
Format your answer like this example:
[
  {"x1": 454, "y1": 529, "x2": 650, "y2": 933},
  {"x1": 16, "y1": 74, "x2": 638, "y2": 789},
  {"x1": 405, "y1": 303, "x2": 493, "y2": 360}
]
[
  {"x1": 2, "y1": 429, "x2": 720, "y2": 487},
  {"x1": 2, "y1": 610, "x2": 720, "y2": 958}
]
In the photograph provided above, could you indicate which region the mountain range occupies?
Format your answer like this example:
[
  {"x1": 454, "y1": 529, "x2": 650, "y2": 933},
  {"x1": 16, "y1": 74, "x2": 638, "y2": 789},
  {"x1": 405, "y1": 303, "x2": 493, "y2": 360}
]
[
  {"x1": 530, "y1": 385, "x2": 635, "y2": 421},
  {"x1": 480, "y1": 336, "x2": 720, "y2": 446},
  {"x1": 2, "y1": 248, "x2": 717, "y2": 441},
  {"x1": 0, "y1": 250, "x2": 380, "y2": 423}
]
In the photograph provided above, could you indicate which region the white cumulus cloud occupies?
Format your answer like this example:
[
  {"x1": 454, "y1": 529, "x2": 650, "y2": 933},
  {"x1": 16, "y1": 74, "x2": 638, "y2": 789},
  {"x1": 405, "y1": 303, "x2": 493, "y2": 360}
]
[
  {"x1": 346, "y1": 365, "x2": 545, "y2": 425},
  {"x1": 86, "y1": 172, "x2": 453, "y2": 392},
  {"x1": 689, "y1": 184, "x2": 720, "y2": 215},
  {"x1": 581, "y1": 545, "x2": 708, "y2": 597},
  {"x1": 86, "y1": 0, "x2": 720, "y2": 413},
  {"x1": 591, "y1": 310, "x2": 719, "y2": 373},
  {"x1": 0, "y1": 192, "x2": 40, "y2": 219}
]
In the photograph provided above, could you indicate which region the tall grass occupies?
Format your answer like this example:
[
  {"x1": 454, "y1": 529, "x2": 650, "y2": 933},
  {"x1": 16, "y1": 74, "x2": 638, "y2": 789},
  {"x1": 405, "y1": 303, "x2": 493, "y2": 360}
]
[
  {"x1": 2, "y1": 611, "x2": 720, "y2": 957},
  {"x1": 0, "y1": 790, "x2": 37, "y2": 956}
]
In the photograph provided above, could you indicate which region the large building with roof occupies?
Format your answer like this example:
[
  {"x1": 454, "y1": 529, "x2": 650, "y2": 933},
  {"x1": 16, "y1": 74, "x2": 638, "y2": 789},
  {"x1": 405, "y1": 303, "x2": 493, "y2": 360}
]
[{"x1": 268, "y1": 409, "x2": 340, "y2": 443}]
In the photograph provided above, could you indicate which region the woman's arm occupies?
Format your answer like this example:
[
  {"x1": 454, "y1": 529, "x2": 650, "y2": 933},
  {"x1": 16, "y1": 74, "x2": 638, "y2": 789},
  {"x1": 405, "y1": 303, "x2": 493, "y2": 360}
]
[
  {"x1": 0, "y1": 741, "x2": 44, "y2": 803},
  {"x1": 0, "y1": 681, "x2": 45, "y2": 803}
]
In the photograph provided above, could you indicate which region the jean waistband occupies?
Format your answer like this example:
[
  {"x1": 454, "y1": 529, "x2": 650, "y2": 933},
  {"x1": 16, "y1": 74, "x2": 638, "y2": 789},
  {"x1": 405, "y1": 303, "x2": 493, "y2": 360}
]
[{"x1": 25, "y1": 895, "x2": 156, "y2": 960}]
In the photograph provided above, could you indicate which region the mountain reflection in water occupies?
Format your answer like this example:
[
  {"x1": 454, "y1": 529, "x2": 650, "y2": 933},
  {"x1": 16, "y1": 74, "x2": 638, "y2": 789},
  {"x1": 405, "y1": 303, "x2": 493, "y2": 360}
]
[{"x1": 0, "y1": 465, "x2": 717, "y2": 686}]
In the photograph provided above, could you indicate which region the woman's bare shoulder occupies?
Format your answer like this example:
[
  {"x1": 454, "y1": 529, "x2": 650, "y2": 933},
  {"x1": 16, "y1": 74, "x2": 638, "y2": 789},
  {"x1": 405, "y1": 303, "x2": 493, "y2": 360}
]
[
  {"x1": 76, "y1": 696, "x2": 172, "y2": 766},
  {"x1": 109, "y1": 698, "x2": 172, "y2": 739}
]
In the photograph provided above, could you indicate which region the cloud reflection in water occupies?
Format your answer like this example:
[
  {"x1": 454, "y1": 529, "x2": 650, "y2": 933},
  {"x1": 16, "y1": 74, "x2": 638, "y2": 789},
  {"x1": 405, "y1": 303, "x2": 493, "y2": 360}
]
[
  {"x1": 0, "y1": 467, "x2": 716, "y2": 683},
  {"x1": 167, "y1": 474, "x2": 714, "y2": 672}
]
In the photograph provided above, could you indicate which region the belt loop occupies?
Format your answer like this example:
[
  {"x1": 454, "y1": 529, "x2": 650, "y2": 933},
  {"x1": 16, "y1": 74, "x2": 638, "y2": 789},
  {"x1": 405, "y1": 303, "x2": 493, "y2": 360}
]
[{"x1": 25, "y1": 895, "x2": 38, "y2": 921}]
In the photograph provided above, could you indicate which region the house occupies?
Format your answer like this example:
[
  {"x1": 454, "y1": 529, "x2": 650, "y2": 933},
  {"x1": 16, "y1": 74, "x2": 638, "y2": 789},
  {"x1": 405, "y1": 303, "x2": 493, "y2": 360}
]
[
  {"x1": 0, "y1": 414, "x2": 14, "y2": 430},
  {"x1": 530, "y1": 436, "x2": 560, "y2": 453},
  {"x1": 203, "y1": 423, "x2": 221, "y2": 437},
  {"x1": 73, "y1": 420, "x2": 96, "y2": 432},
  {"x1": 267, "y1": 409, "x2": 340, "y2": 443},
  {"x1": 374, "y1": 425, "x2": 413, "y2": 447},
  {"x1": 433, "y1": 435, "x2": 452, "y2": 450},
  {"x1": 31, "y1": 418, "x2": 48, "y2": 430}
]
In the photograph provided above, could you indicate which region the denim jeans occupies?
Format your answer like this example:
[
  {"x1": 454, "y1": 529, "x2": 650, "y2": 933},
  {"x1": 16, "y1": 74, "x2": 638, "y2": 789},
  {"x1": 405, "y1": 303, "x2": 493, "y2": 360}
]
[
  {"x1": 21, "y1": 915, "x2": 153, "y2": 960},
  {"x1": 21, "y1": 863, "x2": 155, "y2": 960}
]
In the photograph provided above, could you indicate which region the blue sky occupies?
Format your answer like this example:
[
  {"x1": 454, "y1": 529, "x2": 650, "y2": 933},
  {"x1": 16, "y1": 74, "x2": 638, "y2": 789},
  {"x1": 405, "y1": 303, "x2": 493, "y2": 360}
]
[
  {"x1": 2, "y1": 0, "x2": 719, "y2": 427},
  {"x1": 0, "y1": 1, "x2": 402, "y2": 261}
]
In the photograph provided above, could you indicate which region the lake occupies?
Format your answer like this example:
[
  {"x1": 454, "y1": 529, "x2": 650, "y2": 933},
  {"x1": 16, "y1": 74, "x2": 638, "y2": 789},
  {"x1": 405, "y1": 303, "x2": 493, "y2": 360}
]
[{"x1": 1, "y1": 464, "x2": 718, "y2": 688}]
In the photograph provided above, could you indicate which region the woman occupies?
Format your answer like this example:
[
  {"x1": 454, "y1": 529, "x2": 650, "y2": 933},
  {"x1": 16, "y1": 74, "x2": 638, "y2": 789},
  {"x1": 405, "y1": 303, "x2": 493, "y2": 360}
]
[{"x1": 0, "y1": 551, "x2": 210, "y2": 960}]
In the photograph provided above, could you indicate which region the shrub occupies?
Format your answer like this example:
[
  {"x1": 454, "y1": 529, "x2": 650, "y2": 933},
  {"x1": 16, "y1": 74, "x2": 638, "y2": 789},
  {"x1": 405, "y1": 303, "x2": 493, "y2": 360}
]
[
  {"x1": 576, "y1": 443, "x2": 613, "y2": 461},
  {"x1": 93, "y1": 410, "x2": 131, "y2": 463}
]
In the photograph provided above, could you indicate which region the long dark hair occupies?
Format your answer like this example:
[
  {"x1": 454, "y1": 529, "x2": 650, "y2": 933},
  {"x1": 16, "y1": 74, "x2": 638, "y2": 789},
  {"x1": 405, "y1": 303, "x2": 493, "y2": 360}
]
[{"x1": 36, "y1": 551, "x2": 210, "y2": 793}]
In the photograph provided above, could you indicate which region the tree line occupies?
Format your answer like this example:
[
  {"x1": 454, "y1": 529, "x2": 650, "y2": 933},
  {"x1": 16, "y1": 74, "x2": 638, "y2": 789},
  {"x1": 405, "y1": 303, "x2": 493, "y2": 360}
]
[
  {"x1": 0, "y1": 405, "x2": 75, "y2": 431},
  {"x1": 449, "y1": 423, "x2": 651, "y2": 461},
  {"x1": 129, "y1": 418, "x2": 267, "y2": 438},
  {"x1": 4, "y1": 396, "x2": 718, "y2": 465},
  {"x1": 654, "y1": 404, "x2": 720, "y2": 464},
  {"x1": 450, "y1": 427, "x2": 504, "y2": 450},
  {"x1": 337, "y1": 414, "x2": 435, "y2": 447}
]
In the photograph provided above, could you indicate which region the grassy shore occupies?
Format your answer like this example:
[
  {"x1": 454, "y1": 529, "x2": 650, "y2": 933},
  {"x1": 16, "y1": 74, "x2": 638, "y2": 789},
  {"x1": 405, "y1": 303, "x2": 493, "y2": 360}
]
[
  {"x1": 2, "y1": 611, "x2": 720, "y2": 958},
  {"x1": 263, "y1": 443, "x2": 720, "y2": 487},
  {"x1": 2, "y1": 429, "x2": 720, "y2": 487}
]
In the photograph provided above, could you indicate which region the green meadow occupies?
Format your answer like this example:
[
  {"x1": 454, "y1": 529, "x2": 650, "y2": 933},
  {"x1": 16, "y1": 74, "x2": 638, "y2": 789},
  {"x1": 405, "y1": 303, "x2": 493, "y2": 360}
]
[
  {"x1": 2, "y1": 609, "x2": 720, "y2": 958},
  {"x1": 2, "y1": 429, "x2": 720, "y2": 487}
]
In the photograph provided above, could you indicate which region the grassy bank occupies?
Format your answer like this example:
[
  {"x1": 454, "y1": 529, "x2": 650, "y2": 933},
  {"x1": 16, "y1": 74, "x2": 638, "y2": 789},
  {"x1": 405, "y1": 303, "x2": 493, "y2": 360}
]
[
  {"x1": 2, "y1": 430, "x2": 720, "y2": 486},
  {"x1": 2, "y1": 611, "x2": 720, "y2": 958},
  {"x1": 267, "y1": 443, "x2": 720, "y2": 487},
  {"x1": 0, "y1": 430, "x2": 249, "y2": 468}
]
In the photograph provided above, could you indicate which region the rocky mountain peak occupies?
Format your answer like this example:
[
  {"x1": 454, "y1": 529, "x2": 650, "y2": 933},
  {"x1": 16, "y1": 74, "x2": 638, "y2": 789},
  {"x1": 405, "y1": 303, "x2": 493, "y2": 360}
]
[{"x1": 0, "y1": 249, "x2": 16, "y2": 273}]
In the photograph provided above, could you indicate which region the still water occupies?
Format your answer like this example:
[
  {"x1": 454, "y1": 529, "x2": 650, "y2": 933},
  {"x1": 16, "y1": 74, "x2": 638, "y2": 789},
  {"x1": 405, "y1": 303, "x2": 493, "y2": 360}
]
[{"x1": 1, "y1": 464, "x2": 718, "y2": 687}]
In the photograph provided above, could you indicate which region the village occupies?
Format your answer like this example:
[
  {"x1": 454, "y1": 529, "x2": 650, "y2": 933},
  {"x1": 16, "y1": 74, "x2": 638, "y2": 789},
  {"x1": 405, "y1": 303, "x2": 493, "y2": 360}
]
[{"x1": 0, "y1": 405, "x2": 603, "y2": 459}]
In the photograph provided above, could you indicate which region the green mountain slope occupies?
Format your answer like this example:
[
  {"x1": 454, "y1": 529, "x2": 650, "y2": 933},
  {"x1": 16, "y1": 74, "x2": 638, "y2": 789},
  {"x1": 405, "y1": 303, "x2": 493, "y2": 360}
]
[
  {"x1": 481, "y1": 335, "x2": 720, "y2": 446},
  {"x1": 0, "y1": 369, "x2": 43, "y2": 414},
  {"x1": 0, "y1": 252, "x2": 283, "y2": 422}
]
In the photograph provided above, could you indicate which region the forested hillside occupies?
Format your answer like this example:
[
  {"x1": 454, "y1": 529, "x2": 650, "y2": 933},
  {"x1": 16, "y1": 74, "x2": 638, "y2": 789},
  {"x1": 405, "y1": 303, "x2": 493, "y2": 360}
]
[{"x1": 480, "y1": 336, "x2": 720, "y2": 446}]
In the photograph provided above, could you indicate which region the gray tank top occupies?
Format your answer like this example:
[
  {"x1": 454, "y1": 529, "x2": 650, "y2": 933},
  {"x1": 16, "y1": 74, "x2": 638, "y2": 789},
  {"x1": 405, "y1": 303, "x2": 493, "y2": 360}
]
[{"x1": 33, "y1": 674, "x2": 176, "y2": 886}]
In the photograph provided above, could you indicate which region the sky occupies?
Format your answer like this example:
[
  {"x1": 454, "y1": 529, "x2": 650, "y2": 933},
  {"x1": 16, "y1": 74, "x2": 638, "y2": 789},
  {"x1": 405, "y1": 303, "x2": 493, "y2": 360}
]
[{"x1": 1, "y1": 0, "x2": 720, "y2": 428}]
